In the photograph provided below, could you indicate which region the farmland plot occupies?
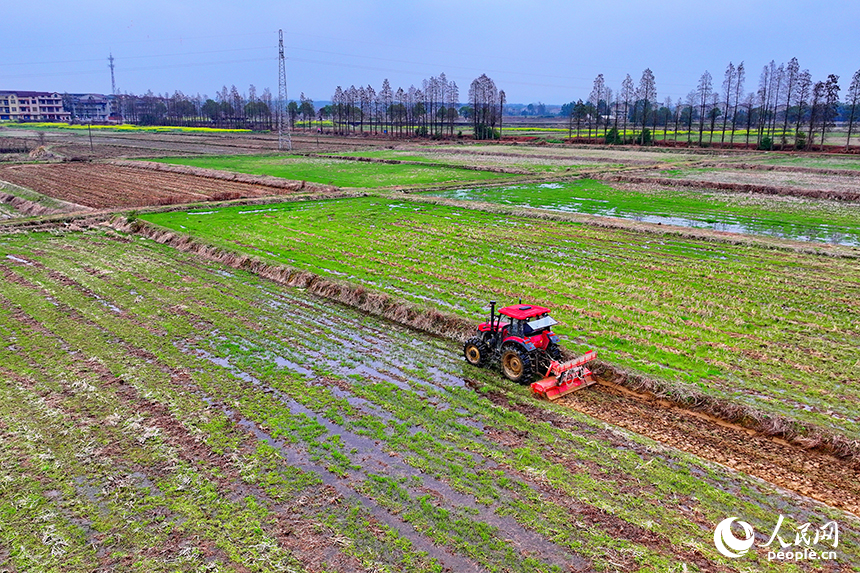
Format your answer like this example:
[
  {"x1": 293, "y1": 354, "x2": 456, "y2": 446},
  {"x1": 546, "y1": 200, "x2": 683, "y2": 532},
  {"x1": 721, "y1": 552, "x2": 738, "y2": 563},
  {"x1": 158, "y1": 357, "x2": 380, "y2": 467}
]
[
  {"x1": 427, "y1": 179, "x2": 860, "y2": 246},
  {"x1": 639, "y1": 167, "x2": 860, "y2": 198},
  {"x1": 329, "y1": 149, "x2": 624, "y2": 174},
  {"x1": 142, "y1": 198, "x2": 860, "y2": 443},
  {"x1": 0, "y1": 163, "x2": 308, "y2": 209},
  {"x1": 151, "y1": 154, "x2": 515, "y2": 189},
  {"x1": 452, "y1": 145, "x2": 735, "y2": 165},
  {"x1": 0, "y1": 230, "x2": 857, "y2": 572}
]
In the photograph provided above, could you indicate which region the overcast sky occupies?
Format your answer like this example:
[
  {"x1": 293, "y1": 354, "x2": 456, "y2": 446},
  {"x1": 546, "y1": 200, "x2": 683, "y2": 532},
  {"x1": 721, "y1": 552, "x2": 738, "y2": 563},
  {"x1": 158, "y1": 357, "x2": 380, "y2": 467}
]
[{"x1": 3, "y1": 1, "x2": 858, "y2": 105}]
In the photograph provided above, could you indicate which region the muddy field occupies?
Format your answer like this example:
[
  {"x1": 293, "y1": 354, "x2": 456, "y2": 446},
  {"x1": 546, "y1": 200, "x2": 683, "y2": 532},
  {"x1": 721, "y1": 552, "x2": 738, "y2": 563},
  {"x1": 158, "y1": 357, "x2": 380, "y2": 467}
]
[
  {"x1": 1, "y1": 130, "x2": 860, "y2": 571},
  {"x1": 613, "y1": 166, "x2": 860, "y2": 201},
  {"x1": 1, "y1": 230, "x2": 857, "y2": 572},
  {"x1": 0, "y1": 163, "x2": 314, "y2": 209},
  {"x1": 0, "y1": 128, "x2": 387, "y2": 160}
]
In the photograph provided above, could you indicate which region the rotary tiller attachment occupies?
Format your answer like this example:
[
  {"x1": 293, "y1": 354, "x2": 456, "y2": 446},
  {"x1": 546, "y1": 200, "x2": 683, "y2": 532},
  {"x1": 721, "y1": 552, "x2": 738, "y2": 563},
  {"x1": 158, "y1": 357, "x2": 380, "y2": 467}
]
[{"x1": 531, "y1": 350, "x2": 598, "y2": 400}]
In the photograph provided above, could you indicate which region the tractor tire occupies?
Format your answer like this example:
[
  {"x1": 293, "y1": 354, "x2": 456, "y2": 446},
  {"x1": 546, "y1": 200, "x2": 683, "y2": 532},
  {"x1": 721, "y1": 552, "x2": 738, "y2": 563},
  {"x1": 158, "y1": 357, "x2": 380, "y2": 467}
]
[
  {"x1": 463, "y1": 337, "x2": 490, "y2": 368},
  {"x1": 547, "y1": 343, "x2": 563, "y2": 361},
  {"x1": 536, "y1": 344, "x2": 562, "y2": 374},
  {"x1": 501, "y1": 345, "x2": 533, "y2": 384}
]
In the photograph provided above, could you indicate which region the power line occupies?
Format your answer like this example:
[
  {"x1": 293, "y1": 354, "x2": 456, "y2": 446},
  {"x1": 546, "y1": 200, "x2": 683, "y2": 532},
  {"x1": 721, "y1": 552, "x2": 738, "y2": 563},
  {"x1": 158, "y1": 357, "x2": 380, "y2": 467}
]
[{"x1": 0, "y1": 45, "x2": 275, "y2": 68}]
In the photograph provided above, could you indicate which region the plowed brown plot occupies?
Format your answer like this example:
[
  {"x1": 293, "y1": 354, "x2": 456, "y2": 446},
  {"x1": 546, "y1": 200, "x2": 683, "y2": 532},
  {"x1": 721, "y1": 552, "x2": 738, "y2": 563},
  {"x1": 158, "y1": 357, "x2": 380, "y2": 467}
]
[{"x1": 0, "y1": 162, "x2": 300, "y2": 209}]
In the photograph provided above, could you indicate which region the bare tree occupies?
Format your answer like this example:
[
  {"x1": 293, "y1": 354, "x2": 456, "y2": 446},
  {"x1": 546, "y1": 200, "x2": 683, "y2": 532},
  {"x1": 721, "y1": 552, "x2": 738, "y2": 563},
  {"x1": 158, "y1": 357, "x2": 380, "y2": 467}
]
[
  {"x1": 846, "y1": 69, "x2": 860, "y2": 147},
  {"x1": 820, "y1": 74, "x2": 840, "y2": 147},
  {"x1": 589, "y1": 74, "x2": 605, "y2": 139},
  {"x1": 696, "y1": 70, "x2": 713, "y2": 146},
  {"x1": 499, "y1": 90, "x2": 506, "y2": 139},
  {"x1": 621, "y1": 74, "x2": 634, "y2": 143},
  {"x1": 365, "y1": 85, "x2": 376, "y2": 133},
  {"x1": 469, "y1": 74, "x2": 499, "y2": 139},
  {"x1": 394, "y1": 87, "x2": 406, "y2": 136},
  {"x1": 756, "y1": 63, "x2": 772, "y2": 145},
  {"x1": 447, "y1": 80, "x2": 459, "y2": 136},
  {"x1": 673, "y1": 97, "x2": 683, "y2": 142},
  {"x1": 744, "y1": 92, "x2": 756, "y2": 146},
  {"x1": 730, "y1": 62, "x2": 745, "y2": 145},
  {"x1": 793, "y1": 69, "x2": 812, "y2": 147},
  {"x1": 780, "y1": 58, "x2": 800, "y2": 147},
  {"x1": 720, "y1": 62, "x2": 735, "y2": 147},
  {"x1": 708, "y1": 92, "x2": 721, "y2": 144},
  {"x1": 768, "y1": 63, "x2": 785, "y2": 139},
  {"x1": 299, "y1": 92, "x2": 314, "y2": 130},
  {"x1": 684, "y1": 91, "x2": 697, "y2": 144},
  {"x1": 380, "y1": 78, "x2": 393, "y2": 136},
  {"x1": 807, "y1": 81, "x2": 825, "y2": 150},
  {"x1": 332, "y1": 86, "x2": 344, "y2": 134},
  {"x1": 603, "y1": 87, "x2": 613, "y2": 137},
  {"x1": 261, "y1": 88, "x2": 273, "y2": 130},
  {"x1": 636, "y1": 69, "x2": 656, "y2": 144}
]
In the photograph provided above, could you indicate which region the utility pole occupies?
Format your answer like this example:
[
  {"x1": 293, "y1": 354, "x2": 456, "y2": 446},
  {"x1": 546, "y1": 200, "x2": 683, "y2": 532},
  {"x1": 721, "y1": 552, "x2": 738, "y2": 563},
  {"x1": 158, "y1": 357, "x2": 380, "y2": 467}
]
[{"x1": 277, "y1": 30, "x2": 292, "y2": 151}]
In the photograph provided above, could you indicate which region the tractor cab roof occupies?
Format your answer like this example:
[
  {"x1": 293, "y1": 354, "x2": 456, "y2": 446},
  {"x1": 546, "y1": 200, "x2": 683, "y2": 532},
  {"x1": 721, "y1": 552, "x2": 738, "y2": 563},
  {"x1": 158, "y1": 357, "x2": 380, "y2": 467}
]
[{"x1": 497, "y1": 304, "x2": 551, "y2": 320}]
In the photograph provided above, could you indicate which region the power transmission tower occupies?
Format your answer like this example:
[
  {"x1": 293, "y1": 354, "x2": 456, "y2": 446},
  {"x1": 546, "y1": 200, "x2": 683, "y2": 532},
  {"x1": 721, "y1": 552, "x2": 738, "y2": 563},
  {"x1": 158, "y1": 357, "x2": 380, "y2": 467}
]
[
  {"x1": 277, "y1": 30, "x2": 292, "y2": 151},
  {"x1": 108, "y1": 53, "x2": 117, "y2": 95},
  {"x1": 108, "y1": 53, "x2": 121, "y2": 123}
]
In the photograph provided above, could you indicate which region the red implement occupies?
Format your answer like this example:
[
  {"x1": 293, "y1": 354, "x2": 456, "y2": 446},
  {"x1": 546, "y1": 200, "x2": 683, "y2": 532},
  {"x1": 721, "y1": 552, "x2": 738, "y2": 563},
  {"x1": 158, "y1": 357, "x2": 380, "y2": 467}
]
[{"x1": 531, "y1": 350, "x2": 597, "y2": 400}]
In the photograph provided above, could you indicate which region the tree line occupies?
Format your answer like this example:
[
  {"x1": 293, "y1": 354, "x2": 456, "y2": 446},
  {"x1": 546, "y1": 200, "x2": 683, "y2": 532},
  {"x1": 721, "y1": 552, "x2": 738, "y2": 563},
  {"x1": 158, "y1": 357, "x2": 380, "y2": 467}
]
[
  {"x1": 114, "y1": 85, "x2": 278, "y2": 129},
  {"x1": 110, "y1": 71, "x2": 505, "y2": 140},
  {"x1": 327, "y1": 73, "x2": 503, "y2": 140},
  {"x1": 562, "y1": 60, "x2": 860, "y2": 149}
]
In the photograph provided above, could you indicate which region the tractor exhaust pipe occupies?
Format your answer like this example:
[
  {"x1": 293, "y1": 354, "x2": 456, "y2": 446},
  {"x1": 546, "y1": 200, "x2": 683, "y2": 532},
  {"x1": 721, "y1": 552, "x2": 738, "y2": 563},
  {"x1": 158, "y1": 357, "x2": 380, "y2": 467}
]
[{"x1": 489, "y1": 300, "x2": 496, "y2": 332}]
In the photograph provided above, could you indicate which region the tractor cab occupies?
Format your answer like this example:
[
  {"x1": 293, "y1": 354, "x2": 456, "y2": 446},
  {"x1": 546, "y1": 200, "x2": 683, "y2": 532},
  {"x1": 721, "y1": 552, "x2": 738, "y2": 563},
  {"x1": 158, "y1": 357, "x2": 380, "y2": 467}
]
[
  {"x1": 498, "y1": 305, "x2": 559, "y2": 338},
  {"x1": 496, "y1": 304, "x2": 559, "y2": 351}
]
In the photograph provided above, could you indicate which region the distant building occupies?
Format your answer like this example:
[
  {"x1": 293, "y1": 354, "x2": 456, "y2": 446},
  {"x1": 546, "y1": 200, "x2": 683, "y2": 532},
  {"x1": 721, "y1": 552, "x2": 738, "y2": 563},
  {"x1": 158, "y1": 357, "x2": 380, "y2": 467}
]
[
  {"x1": 0, "y1": 91, "x2": 71, "y2": 122},
  {"x1": 63, "y1": 93, "x2": 114, "y2": 122}
]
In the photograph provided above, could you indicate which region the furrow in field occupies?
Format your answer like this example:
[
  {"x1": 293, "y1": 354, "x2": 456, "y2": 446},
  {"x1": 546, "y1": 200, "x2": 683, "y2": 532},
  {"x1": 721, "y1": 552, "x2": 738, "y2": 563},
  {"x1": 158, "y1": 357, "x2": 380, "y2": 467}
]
[
  {"x1": 6, "y1": 233, "x2": 856, "y2": 570},
  {"x1": 139, "y1": 198, "x2": 860, "y2": 443}
]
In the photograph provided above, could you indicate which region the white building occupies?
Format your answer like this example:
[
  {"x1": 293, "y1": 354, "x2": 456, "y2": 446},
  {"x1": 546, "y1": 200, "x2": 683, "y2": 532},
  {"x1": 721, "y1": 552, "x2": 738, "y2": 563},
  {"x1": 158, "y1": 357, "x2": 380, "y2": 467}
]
[{"x1": 0, "y1": 91, "x2": 71, "y2": 122}]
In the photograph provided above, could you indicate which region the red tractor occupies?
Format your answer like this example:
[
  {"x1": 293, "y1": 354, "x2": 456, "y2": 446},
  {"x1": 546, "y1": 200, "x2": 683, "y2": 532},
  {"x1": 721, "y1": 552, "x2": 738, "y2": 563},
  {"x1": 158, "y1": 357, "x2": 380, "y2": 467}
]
[{"x1": 463, "y1": 301, "x2": 597, "y2": 400}]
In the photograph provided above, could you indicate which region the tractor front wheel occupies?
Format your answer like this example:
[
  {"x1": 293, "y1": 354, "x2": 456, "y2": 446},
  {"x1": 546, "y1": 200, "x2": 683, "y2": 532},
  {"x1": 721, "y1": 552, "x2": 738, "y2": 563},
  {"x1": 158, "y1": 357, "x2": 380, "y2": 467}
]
[
  {"x1": 463, "y1": 337, "x2": 490, "y2": 368},
  {"x1": 501, "y1": 345, "x2": 532, "y2": 384}
]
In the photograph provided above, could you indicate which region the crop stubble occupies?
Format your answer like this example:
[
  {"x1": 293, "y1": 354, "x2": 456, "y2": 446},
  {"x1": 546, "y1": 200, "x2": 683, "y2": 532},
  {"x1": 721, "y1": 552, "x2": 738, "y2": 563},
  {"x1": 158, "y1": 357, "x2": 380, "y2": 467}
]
[
  {"x1": 141, "y1": 198, "x2": 860, "y2": 445},
  {"x1": 1, "y1": 231, "x2": 856, "y2": 571}
]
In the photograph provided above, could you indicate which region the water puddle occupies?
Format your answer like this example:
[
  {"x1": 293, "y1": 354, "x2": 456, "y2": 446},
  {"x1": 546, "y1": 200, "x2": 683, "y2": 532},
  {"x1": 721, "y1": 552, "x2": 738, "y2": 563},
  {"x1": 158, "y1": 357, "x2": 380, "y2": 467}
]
[{"x1": 5, "y1": 254, "x2": 32, "y2": 265}]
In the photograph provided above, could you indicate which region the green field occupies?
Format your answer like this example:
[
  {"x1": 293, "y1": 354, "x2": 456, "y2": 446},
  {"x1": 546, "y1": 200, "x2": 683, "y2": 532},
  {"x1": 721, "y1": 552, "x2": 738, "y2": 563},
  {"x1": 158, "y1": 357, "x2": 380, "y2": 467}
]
[
  {"x1": 329, "y1": 149, "x2": 619, "y2": 174},
  {"x1": 141, "y1": 197, "x2": 860, "y2": 442},
  {"x1": 4, "y1": 230, "x2": 854, "y2": 571},
  {"x1": 426, "y1": 179, "x2": 860, "y2": 245},
  {"x1": 150, "y1": 154, "x2": 516, "y2": 188}
]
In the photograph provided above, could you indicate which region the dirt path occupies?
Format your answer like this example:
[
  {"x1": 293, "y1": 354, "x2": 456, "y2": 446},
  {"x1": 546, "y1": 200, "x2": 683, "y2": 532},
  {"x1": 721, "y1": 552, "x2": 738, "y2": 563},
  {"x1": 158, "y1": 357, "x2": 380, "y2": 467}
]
[{"x1": 561, "y1": 379, "x2": 860, "y2": 516}]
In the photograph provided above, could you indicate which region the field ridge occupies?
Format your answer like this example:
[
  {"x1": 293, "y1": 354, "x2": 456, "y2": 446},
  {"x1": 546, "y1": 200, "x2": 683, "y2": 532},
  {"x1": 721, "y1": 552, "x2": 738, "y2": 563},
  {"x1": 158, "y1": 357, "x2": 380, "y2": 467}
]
[{"x1": 600, "y1": 173, "x2": 860, "y2": 201}]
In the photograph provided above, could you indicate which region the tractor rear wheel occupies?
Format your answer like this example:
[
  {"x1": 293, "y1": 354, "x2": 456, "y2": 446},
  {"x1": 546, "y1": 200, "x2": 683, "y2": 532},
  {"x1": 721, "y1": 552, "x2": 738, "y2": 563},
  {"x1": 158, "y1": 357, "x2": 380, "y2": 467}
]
[
  {"x1": 501, "y1": 345, "x2": 532, "y2": 384},
  {"x1": 536, "y1": 344, "x2": 562, "y2": 374},
  {"x1": 463, "y1": 337, "x2": 490, "y2": 368}
]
